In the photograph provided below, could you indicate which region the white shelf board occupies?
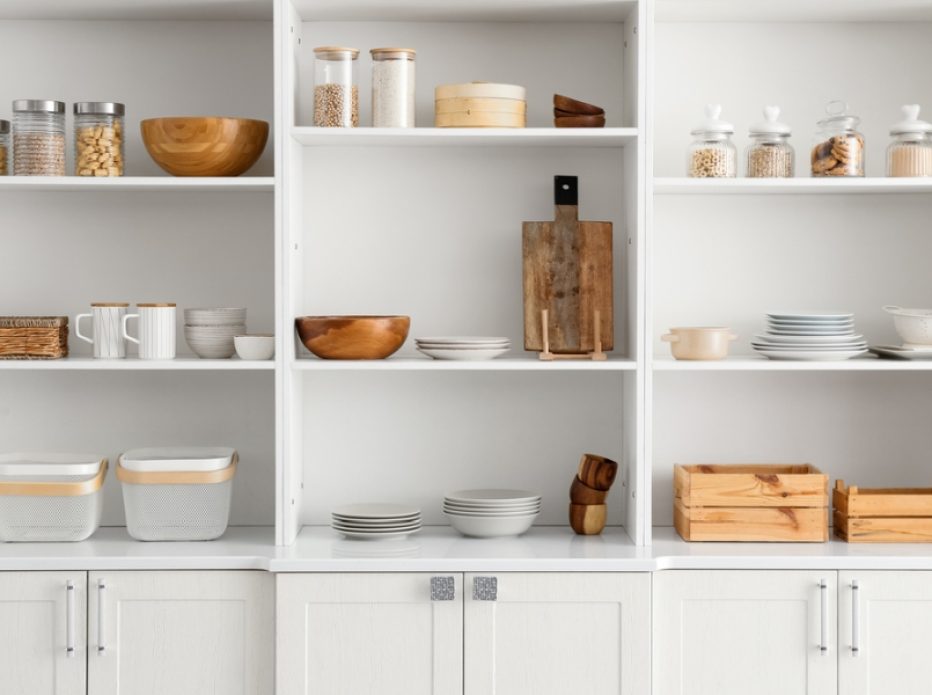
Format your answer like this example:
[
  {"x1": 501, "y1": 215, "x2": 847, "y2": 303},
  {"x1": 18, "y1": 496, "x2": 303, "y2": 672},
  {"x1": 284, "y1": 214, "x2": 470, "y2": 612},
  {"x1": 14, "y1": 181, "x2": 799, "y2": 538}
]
[
  {"x1": 0, "y1": 177, "x2": 274, "y2": 193},
  {"x1": 293, "y1": 357, "x2": 636, "y2": 371},
  {"x1": 656, "y1": 0, "x2": 932, "y2": 22},
  {"x1": 0, "y1": 357, "x2": 275, "y2": 371},
  {"x1": 655, "y1": 177, "x2": 932, "y2": 195},
  {"x1": 0, "y1": 0, "x2": 271, "y2": 20},
  {"x1": 291, "y1": 0, "x2": 636, "y2": 22},
  {"x1": 292, "y1": 127, "x2": 637, "y2": 148},
  {"x1": 653, "y1": 356, "x2": 932, "y2": 371}
]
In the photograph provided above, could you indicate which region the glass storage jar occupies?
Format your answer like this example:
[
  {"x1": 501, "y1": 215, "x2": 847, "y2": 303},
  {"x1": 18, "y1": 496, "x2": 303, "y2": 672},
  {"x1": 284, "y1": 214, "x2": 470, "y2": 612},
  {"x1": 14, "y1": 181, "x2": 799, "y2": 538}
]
[
  {"x1": 887, "y1": 104, "x2": 932, "y2": 177},
  {"x1": 74, "y1": 102, "x2": 125, "y2": 177},
  {"x1": 0, "y1": 120, "x2": 8, "y2": 176},
  {"x1": 370, "y1": 47, "x2": 416, "y2": 128},
  {"x1": 313, "y1": 46, "x2": 359, "y2": 127},
  {"x1": 688, "y1": 104, "x2": 736, "y2": 178},
  {"x1": 811, "y1": 101, "x2": 864, "y2": 177},
  {"x1": 13, "y1": 99, "x2": 65, "y2": 176},
  {"x1": 746, "y1": 105, "x2": 794, "y2": 178}
]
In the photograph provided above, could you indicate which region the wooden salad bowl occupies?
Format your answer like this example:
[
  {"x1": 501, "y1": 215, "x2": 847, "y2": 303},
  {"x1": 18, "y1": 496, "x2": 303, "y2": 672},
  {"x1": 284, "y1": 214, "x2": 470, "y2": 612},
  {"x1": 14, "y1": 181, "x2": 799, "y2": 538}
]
[
  {"x1": 140, "y1": 117, "x2": 269, "y2": 176},
  {"x1": 295, "y1": 316, "x2": 410, "y2": 360}
]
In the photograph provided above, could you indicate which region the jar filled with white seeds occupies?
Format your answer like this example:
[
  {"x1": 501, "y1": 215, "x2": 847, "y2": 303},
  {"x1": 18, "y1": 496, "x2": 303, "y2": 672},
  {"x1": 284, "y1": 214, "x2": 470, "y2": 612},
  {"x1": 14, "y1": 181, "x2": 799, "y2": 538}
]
[
  {"x1": 370, "y1": 47, "x2": 416, "y2": 128},
  {"x1": 313, "y1": 46, "x2": 359, "y2": 127},
  {"x1": 746, "y1": 106, "x2": 794, "y2": 177},
  {"x1": 74, "y1": 102, "x2": 125, "y2": 177},
  {"x1": 887, "y1": 104, "x2": 932, "y2": 177},
  {"x1": 0, "y1": 120, "x2": 9, "y2": 176},
  {"x1": 13, "y1": 99, "x2": 65, "y2": 176},
  {"x1": 687, "y1": 104, "x2": 736, "y2": 178}
]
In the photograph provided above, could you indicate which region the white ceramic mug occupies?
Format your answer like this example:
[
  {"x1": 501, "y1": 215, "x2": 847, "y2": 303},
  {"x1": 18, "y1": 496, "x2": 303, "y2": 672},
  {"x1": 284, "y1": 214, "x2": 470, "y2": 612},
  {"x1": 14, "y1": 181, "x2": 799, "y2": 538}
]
[
  {"x1": 122, "y1": 303, "x2": 176, "y2": 360},
  {"x1": 75, "y1": 302, "x2": 129, "y2": 358}
]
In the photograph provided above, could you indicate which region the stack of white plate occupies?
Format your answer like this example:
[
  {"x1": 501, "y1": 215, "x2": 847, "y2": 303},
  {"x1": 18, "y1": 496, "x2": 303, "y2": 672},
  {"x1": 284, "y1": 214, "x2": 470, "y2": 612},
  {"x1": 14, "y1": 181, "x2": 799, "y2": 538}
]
[
  {"x1": 752, "y1": 312, "x2": 868, "y2": 361},
  {"x1": 184, "y1": 308, "x2": 247, "y2": 359},
  {"x1": 331, "y1": 503, "x2": 421, "y2": 541},
  {"x1": 416, "y1": 336, "x2": 510, "y2": 361},
  {"x1": 443, "y1": 489, "x2": 541, "y2": 538}
]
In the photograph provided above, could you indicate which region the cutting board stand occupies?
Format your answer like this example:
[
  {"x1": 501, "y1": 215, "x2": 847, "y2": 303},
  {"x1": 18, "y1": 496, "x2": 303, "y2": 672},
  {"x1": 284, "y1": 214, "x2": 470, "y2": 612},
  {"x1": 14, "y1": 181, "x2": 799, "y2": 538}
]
[{"x1": 538, "y1": 309, "x2": 606, "y2": 361}]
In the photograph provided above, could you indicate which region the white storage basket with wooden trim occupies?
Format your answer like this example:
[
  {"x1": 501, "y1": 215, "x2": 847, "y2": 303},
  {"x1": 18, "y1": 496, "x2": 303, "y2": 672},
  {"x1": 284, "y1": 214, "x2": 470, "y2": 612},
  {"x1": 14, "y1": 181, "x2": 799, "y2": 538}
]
[
  {"x1": 117, "y1": 447, "x2": 236, "y2": 542},
  {"x1": 0, "y1": 452, "x2": 107, "y2": 542}
]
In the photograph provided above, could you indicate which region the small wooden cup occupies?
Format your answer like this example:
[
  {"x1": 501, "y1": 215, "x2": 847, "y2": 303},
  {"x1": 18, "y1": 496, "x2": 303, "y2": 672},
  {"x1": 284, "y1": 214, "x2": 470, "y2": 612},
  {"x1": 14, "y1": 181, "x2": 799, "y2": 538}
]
[
  {"x1": 578, "y1": 454, "x2": 618, "y2": 491},
  {"x1": 569, "y1": 503, "x2": 607, "y2": 535},
  {"x1": 570, "y1": 476, "x2": 608, "y2": 505}
]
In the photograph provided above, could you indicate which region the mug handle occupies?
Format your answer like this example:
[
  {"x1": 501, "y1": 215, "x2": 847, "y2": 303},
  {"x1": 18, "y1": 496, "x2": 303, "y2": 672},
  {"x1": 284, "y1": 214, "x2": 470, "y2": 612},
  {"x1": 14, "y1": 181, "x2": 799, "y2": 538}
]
[
  {"x1": 122, "y1": 314, "x2": 140, "y2": 345},
  {"x1": 75, "y1": 314, "x2": 94, "y2": 345},
  {"x1": 661, "y1": 334, "x2": 679, "y2": 343}
]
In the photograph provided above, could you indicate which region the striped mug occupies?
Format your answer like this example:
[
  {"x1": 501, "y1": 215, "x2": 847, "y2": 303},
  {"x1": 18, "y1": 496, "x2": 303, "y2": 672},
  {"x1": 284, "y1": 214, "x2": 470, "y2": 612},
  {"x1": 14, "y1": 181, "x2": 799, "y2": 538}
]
[
  {"x1": 122, "y1": 303, "x2": 176, "y2": 360},
  {"x1": 75, "y1": 302, "x2": 129, "y2": 359}
]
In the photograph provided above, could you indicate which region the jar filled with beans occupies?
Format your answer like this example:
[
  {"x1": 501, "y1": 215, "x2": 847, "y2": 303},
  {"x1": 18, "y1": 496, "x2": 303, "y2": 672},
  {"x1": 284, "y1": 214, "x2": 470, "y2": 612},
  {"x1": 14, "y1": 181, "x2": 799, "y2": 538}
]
[
  {"x1": 313, "y1": 46, "x2": 359, "y2": 127},
  {"x1": 887, "y1": 104, "x2": 932, "y2": 177},
  {"x1": 74, "y1": 102, "x2": 125, "y2": 177},
  {"x1": 687, "y1": 104, "x2": 736, "y2": 178},
  {"x1": 0, "y1": 120, "x2": 8, "y2": 176},
  {"x1": 746, "y1": 106, "x2": 794, "y2": 177},
  {"x1": 13, "y1": 99, "x2": 65, "y2": 176}
]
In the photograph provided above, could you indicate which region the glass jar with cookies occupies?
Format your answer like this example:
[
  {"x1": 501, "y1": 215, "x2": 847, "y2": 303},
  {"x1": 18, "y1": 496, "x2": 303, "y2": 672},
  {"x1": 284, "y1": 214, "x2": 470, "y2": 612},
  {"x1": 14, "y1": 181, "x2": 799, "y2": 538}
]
[{"x1": 811, "y1": 101, "x2": 864, "y2": 177}]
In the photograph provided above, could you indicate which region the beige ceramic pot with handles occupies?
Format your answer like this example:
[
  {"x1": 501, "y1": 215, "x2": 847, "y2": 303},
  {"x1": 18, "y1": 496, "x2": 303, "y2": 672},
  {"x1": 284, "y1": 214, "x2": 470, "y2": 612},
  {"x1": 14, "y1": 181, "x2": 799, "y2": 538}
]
[{"x1": 662, "y1": 327, "x2": 737, "y2": 360}]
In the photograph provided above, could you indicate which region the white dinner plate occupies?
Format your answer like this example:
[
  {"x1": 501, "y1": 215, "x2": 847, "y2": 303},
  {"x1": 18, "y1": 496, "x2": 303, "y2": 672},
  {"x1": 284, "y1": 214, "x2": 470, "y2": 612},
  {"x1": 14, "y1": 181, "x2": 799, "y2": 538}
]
[
  {"x1": 756, "y1": 333, "x2": 865, "y2": 345},
  {"x1": 332, "y1": 515, "x2": 421, "y2": 526},
  {"x1": 415, "y1": 336, "x2": 510, "y2": 345},
  {"x1": 443, "y1": 501, "x2": 541, "y2": 512},
  {"x1": 766, "y1": 312, "x2": 853, "y2": 321},
  {"x1": 331, "y1": 503, "x2": 421, "y2": 519},
  {"x1": 417, "y1": 347, "x2": 510, "y2": 361},
  {"x1": 870, "y1": 345, "x2": 932, "y2": 360},
  {"x1": 754, "y1": 348, "x2": 869, "y2": 361},
  {"x1": 333, "y1": 528, "x2": 421, "y2": 541},
  {"x1": 767, "y1": 328, "x2": 856, "y2": 336},
  {"x1": 416, "y1": 343, "x2": 510, "y2": 350},
  {"x1": 444, "y1": 489, "x2": 541, "y2": 504},
  {"x1": 767, "y1": 319, "x2": 855, "y2": 327},
  {"x1": 332, "y1": 522, "x2": 422, "y2": 533}
]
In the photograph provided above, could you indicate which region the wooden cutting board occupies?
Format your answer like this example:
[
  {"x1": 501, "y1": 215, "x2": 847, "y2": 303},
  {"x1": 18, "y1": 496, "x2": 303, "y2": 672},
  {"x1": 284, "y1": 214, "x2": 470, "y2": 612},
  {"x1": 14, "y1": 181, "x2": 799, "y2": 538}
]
[{"x1": 523, "y1": 176, "x2": 613, "y2": 353}]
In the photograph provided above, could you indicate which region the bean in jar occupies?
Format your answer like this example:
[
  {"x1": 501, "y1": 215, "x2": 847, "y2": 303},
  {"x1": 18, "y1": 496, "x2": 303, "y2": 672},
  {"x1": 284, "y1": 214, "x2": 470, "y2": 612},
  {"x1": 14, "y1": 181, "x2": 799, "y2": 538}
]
[
  {"x1": 811, "y1": 101, "x2": 864, "y2": 177},
  {"x1": 746, "y1": 106, "x2": 794, "y2": 178},
  {"x1": 313, "y1": 46, "x2": 359, "y2": 127},
  {"x1": 13, "y1": 99, "x2": 65, "y2": 176},
  {"x1": 688, "y1": 104, "x2": 736, "y2": 178},
  {"x1": 887, "y1": 104, "x2": 932, "y2": 177},
  {"x1": 74, "y1": 102, "x2": 125, "y2": 177}
]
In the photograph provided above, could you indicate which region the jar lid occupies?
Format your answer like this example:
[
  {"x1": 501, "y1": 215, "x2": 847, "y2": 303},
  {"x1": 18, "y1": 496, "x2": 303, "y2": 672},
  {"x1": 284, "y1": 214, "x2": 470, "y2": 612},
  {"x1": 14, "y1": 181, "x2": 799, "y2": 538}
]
[
  {"x1": 313, "y1": 46, "x2": 359, "y2": 60},
  {"x1": 890, "y1": 104, "x2": 932, "y2": 135},
  {"x1": 371, "y1": 47, "x2": 416, "y2": 60},
  {"x1": 690, "y1": 104, "x2": 733, "y2": 135},
  {"x1": 12, "y1": 99, "x2": 65, "y2": 114},
  {"x1": 0, "y1": 120, "x2": 8, "y2": 134},
  {"x1": 749, "y1": 105, "x2": 791, "y2": 136},
  {"x1": 136, "y1": 303, "x2": 176, "y2": 308},
  {"x1": 91, "y1": 302, "x2": 130, "y2": 307},
  {"x1": 74, "y1": 101, "x2": 125, "y2": 116},
  {"x1": 817, "y1": 100, "x2": 860, "y2": 129}
]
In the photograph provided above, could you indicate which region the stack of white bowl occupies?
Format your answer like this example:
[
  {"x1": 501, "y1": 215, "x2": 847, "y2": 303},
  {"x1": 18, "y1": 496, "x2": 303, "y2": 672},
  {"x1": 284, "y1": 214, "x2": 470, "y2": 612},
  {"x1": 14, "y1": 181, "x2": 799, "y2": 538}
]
[
  {"x1": 331, "y1": 503, "x2": 421, "y2": 540},
  {"x1": 184, "y1": 308, "x2": 246, "y2": 359},
  {"x1": 443, "y1": 489, "x2": 541, "y2": 538},
  {"x1": 415, "y1": 336, "x2": 510, "y2": 361}
]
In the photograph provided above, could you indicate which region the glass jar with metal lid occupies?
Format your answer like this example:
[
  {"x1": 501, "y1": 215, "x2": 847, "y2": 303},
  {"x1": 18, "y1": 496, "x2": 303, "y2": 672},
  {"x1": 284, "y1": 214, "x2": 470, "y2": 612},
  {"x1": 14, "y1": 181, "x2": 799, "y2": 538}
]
[
  {"x1": 74, "y1": 102, "x2": 125, "y2": 177},
  {"x1": 887, "y1": 104, "x2": 932, "y2": 177},
  {"x1": 370, "y1": 47, "x2": 416, "y2": 127},
  {"x1": 811, "y1": 100, "x2": 864, "y2": 177},
  {"x1": 746, "y1": 105, "x2": 794, "y2": 177},
  {"x1": 0, "y1": 120, "x2": 9, "y2": 176},
  {"x1": 13, "y1": 99, "x2": 65, "y2": 176},
  {"x1": 687, "y1": 104, "x2": 736, "y2": 177},
  {"x1": 313, "y1": 46, "x2": 359, "y2": 127}
]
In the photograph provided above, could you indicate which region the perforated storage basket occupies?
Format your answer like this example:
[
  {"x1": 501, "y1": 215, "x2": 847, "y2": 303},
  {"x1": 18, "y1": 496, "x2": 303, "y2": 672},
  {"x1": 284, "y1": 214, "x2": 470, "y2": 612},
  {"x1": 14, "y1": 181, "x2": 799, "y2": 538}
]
[
  {"x1": 0, "y1": 453, "x2": 107, "y2": 542},
  {"x1": 117, "y1": 447, "x2": 236, "y2": 541}
]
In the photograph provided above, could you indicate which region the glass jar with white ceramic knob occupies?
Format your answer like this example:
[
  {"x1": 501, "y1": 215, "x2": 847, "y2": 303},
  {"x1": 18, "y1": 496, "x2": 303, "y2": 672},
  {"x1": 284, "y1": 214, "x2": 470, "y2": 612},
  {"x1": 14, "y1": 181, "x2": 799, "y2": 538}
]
[
  {"x1": 887, "y1": 104, "x2": 932, "y2": 177},
  {"x1": 313, "y1": 46, "x2": 359, "y2": 127},
  {"x1": 746, "y1": 105, "x2": 794, "y2": 177},
  {"x1": 687, "y1": 104, "x2": 736, "y2": 178}
]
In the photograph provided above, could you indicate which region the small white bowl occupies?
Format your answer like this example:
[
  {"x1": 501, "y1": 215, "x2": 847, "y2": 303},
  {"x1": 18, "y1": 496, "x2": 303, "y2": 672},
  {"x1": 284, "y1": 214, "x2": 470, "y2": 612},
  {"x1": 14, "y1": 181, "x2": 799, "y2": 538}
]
[{"x1": 234, "y1": 334, "x2": 274, "y2": 361}]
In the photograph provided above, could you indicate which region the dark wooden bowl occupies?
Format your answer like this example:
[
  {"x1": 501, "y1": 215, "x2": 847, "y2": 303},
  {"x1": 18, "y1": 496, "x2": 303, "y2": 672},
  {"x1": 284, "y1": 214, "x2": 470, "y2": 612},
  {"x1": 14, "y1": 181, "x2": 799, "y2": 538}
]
[
  {"x1": 140, "y1": 117, "x2": 269, "y2": 176},
  {"x1": 577, "y1": 453, "x2": 618, "y2": 491},
  {"x1": 570, "y1": 476, "x2": 608, "y2": 505},
  {"x1": 295, "y1": 316, "x2": 410, "y2": 360}
]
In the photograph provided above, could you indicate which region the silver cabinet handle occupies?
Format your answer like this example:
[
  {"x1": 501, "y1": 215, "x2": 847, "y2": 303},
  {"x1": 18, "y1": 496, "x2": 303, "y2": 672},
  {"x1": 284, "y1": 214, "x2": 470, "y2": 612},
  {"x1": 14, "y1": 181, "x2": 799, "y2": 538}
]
[
  {"x1": 851, "y1": 580, "x2": 860, "y2": 656},
  {"x1": 430, "y1": 576, "x2": 455, "y2": 601},
  {"x1": 473, "y1": 576, "x2": 498, "y2": 602},
  {"x1": 97, "y1": 579, "x2": 106, "y2": 655},
  {"x1": 819, "y1": 579, "x2": 828, "y2": 655},
  {"x1": 65, "y1": 580, "x2": 75, "y2": 658}
]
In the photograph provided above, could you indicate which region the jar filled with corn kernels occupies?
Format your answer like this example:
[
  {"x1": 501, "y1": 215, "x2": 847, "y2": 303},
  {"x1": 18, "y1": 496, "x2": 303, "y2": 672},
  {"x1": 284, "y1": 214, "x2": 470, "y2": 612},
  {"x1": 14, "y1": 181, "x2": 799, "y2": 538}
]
[
  {"x1": 74, "y1": 102, "x2": 125, "y2": 176},
  {"x1": 687, "y1": 104, "x2": 736, "y2": 178}
]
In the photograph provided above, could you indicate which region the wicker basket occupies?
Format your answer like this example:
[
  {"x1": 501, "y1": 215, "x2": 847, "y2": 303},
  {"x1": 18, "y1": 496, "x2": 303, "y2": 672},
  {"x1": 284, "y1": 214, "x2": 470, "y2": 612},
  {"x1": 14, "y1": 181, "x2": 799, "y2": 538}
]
[{"x1": 0, "y1": 317, "x2": 68, "y2": 359}]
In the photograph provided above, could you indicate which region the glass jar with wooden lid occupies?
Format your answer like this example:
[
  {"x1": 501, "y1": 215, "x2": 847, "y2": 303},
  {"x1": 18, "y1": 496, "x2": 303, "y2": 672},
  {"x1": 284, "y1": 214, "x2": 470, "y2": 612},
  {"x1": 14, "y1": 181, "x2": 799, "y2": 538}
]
[
  {"x1": 313, "y1": 46, "x2": 359, "y2": 127},
  {"x1": 370, "y1": 47, "x2": 416, "y2": 128}
]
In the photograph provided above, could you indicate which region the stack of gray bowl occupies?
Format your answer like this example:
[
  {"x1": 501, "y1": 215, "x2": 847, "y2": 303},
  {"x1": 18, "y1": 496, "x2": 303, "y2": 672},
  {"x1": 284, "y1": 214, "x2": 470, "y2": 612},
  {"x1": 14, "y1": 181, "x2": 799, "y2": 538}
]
[{"x1": 184, "y1": 308, "x2": 246, "y2": 359}]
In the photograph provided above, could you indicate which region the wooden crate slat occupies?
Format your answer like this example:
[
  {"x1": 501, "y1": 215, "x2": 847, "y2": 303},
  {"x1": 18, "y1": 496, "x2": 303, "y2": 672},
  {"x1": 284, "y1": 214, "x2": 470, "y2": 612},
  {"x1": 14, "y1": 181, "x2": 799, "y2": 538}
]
[
  {"x1": 675, "y1": 499, "x2": 827, "y2": 542},
  {"x1": 675, "y1": 463, "x2": 827, "y2": 508}
]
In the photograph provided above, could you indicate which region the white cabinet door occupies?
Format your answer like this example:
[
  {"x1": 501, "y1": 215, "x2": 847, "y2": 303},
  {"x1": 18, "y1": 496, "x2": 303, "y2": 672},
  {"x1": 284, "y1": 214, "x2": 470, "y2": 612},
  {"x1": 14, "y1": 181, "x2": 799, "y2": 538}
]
[
  {"x1": 277, "y1": 573, "x2": 463, "y2": 695},
  {"x1": 464, "y1": 572, "x2": 650, "y2": 695},
  {"x1": 0, "y1": 571, "x2": 86, "y2": 695},
  {"x1": 839, "y1": 570, "x2": 932, "y2": 695},
  {"x1": 87, "y1": 570, "x2": 273, "y2": 695},
  {"x1": 653, "y1": 570, "x2": 837, "y2": 695}
]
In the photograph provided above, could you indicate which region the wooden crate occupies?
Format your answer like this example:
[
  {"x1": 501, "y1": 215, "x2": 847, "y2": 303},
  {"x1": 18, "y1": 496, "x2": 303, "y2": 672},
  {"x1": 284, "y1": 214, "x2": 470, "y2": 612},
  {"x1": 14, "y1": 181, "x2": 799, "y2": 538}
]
[
  {"x1": 674, "y1": 464, "x2": 829, "y2": 542},
  {"x1": 0, "y1": 317, "x2": 68, "y2": 359},
  {"x1": 834, "y1": 480, "x2": 932, "y2": 542}
]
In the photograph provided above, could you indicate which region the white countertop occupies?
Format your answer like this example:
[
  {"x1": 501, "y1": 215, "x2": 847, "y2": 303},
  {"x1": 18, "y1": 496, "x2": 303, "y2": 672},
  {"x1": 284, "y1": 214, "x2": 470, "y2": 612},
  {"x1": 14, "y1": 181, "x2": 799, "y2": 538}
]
[{"x1": 6, "y1": 526, "x2": 932, "y2": 572}]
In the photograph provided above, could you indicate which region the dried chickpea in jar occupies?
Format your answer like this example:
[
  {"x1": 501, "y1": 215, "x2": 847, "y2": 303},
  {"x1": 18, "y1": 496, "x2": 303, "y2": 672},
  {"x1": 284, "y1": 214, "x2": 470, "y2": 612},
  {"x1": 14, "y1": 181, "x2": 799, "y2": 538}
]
[
  {"x1": 74, "y1": 102, "x2": 124, "y2": 177},
  {"x1": 746, "y1": 106, "x2": 794, "y2": 177}
]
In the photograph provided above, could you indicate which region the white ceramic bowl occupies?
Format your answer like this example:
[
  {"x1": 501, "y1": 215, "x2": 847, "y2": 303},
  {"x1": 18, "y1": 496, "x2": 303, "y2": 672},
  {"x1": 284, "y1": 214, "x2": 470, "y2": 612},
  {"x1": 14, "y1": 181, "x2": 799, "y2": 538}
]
[
  {"x1": 884, "y1": 306, "x2": 932, "y2": 346},
  {"x1": 445, "y1": 510, "x2": 538, "y2": 538},
  {"x1": 234, "y1": 335, "x2": 274, "y2": 360},
  {"x1": 661, "y1": 327, "x2": 737, "y2": 360}
]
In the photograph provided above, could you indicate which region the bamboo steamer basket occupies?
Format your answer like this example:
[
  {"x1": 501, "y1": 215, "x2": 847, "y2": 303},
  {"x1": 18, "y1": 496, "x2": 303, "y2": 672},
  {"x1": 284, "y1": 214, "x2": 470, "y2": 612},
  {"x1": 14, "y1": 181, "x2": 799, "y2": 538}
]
[{"x1": 434, "y1": 82, "x2": 527, "y2": 128}]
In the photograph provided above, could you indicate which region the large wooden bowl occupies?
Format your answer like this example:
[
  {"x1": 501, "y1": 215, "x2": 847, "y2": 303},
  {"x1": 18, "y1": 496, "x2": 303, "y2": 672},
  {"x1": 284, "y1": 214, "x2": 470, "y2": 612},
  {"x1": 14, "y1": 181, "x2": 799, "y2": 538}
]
[
  {"x1": 295, "y1": 316, "x2": 410, "y2": 360},
  {"x1": 140, "y1": 117, "x2": 269, "y2": 176}
]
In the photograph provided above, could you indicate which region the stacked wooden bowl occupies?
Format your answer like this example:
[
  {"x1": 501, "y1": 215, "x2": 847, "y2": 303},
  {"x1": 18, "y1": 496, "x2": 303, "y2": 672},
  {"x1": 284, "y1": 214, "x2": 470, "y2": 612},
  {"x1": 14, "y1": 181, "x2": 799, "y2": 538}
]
[
  {"x1": 569, "y1": 453, "x2": 618, "y2": 534},
  {"x1": 435, "y1": 82, "x2": 527, "y2": 128},
  {"x1": 554, "y1": 94, "x2": 605, "y2": 128}
]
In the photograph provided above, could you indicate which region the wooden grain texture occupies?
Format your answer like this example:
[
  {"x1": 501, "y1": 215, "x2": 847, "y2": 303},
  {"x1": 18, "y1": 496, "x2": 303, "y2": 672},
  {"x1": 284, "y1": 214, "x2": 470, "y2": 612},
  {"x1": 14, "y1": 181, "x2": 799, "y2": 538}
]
[
  {"x1": 834, "y1": 513, "x2": 932, "y2": 543},
  {"x1": 140, "y1": 117, "x2": 269, "y2": 177},
  {"x1": 553, "y1": 94, "x2": 605, "y2": 116},
  {"x1": 554, "y1": 115, "x2": 606, "y2": 128},
  {"x1": 434, "y1": 97, "x2": 527, "y2": 115},
  {"x1": 675, "y1": 499, "x2": 828, "y2": 542},
  {"x1": 434, "y1": 110, "x2": 525, "y2": 128},
  {"x1": 569, "y1": 475, "x2": 608, "y2": 505},
  {"x1": 295, "y1": 315, "x2": 410, "y2": 360},
  {"x1": 569, "y1": 503, "x2": 607, "y2": 535},
  {"x1": 523, "y1": 207, "x2": 613, "y2": 353},
  {"x1": 577, "y1": 453, "x2": 618, "y2": 491},
  {"x1": 833, "y1": 481, "x2": 932, "y2": 542},
  {"x1": 675, "y1": 463, "x2": 828, "y2": 508}
]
